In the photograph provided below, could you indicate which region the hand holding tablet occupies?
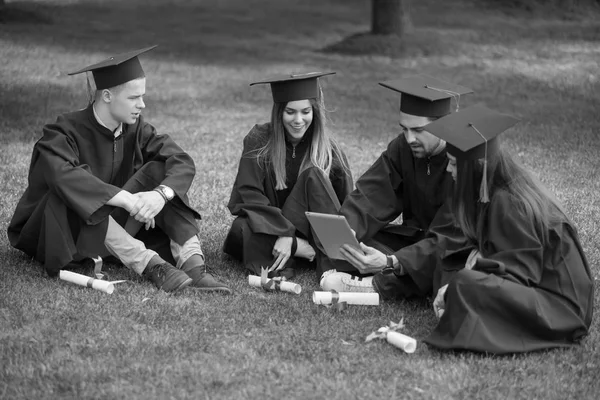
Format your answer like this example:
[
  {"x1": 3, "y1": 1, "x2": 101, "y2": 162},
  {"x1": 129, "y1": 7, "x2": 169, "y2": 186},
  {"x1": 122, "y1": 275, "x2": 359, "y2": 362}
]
[{"x1": 305, "y1": 212, "x2": 364, "y2": 259}]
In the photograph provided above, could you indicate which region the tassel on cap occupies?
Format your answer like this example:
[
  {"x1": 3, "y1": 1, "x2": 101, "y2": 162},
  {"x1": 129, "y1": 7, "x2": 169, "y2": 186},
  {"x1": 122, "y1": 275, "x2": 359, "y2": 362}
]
[
  {"x1": 479, "y1": 158, "x2": 489, "y2": 203},
  {"x1": 422, "y1": 106, "x2": 520, "y2": 202},
  {"x1": 378, "y1": 75, "x2": 473, "y2": 118},
  {"x1": 425, "y1": 85, "x2": 462, "y2": 112},
  {"x1": 469, "y1": 123, "x2": 490, "y2": 203},
  {"x1": 86, "y1": 72, "x2": 93, "y2": 105}
]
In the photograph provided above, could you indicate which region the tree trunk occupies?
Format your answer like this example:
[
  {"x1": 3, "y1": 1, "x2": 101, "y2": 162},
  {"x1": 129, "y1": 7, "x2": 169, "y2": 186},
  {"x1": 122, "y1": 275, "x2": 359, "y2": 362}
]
[{"x1": 371, "y1": 0, "x2": 411, "y2": 36}]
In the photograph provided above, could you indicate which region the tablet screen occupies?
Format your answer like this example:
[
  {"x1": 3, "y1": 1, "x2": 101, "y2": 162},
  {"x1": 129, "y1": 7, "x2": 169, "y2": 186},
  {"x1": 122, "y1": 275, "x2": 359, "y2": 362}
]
[{"x1": 305, "y1": 212, "x2": 363, "y2": 260}]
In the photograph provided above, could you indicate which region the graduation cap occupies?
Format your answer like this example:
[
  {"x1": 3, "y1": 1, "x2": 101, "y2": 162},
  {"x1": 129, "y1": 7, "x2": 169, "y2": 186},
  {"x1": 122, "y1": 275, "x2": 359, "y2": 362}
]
[
  {"x1": 68, "y1": 45, "x2": 157, "y2": 90},
  {"x1": 425, "y1": 104, "x2": 520, "y2": 202},
  {"x1": 379, "y1": 74, "x2": 473, "y2": 117},
  {"x1": 250, "y1": 72, "x2": 335, "y2": 103}
]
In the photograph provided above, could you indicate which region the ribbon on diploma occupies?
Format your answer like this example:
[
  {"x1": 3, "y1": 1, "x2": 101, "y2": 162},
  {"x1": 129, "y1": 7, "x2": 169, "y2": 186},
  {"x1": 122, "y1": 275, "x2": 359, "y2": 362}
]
[
  {"x1": 329, "y1": 290, "x2": 348, "y2": 311},
  {"x1": 312, "y1": 291, "x2": 379, "y2": 306},
  {"x1": 248, "y1": 267, "x2": 302, "y2": 294},
  {"x1": 365, "y1": 319, "x2": 417, "y2": 353},
  {"x1": 93, "y1": 256, "x2": 104, "y2": 280},
  {"x1": 60, "y1": 270, "x2": 128, "y2": 294},
  {"x1": 260, "y1": 267, "x2": 279, "y2": 291}
]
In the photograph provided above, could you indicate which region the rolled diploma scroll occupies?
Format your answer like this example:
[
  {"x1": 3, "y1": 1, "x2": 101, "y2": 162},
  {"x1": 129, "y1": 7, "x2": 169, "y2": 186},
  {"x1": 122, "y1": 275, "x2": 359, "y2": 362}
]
[
  {"x1": 248, "y1": 275, "x2": 302, "y2": 294},
  {"x1": 386, "y1": 331, "x2": 417, "y2": 353},
  {"x1": 312, "y1": 291, "x2": 379, "y2": 306},
  {"x1": 60, "y1": 270, "x2": 115, "y2": 294}
]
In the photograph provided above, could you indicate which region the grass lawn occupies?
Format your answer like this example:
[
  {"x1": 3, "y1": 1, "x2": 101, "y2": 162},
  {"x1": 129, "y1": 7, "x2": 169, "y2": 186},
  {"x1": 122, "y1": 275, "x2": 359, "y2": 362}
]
[{"x1": 1, "y1": 0, "x2": 599, "y2": 398}]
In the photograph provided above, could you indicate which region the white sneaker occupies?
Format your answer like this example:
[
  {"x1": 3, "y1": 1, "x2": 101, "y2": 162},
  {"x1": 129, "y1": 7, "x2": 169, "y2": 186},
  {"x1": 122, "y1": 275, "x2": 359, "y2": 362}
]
[
  {"x1": 320, "y1": 270, "x2": 375, "y2": 293},
  {"x1": 319, "y1": 269, "x2": 340, "y2": 289},
  {"x1": 341, "y1": 275, "x2": 375, "y2": 293}
]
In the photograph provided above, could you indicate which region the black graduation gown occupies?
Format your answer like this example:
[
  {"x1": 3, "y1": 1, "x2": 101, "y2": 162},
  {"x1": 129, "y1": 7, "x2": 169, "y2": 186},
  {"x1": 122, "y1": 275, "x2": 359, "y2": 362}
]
[
  {"x1": 223, "y1": 123, "x2": 353, "y2": 275},
  {"x1": 372, "y1": 199, "x2": 471, "y2": 299},
  {"x1": 339, "y1": 133, "x2": 454, "y2": 281},
  {"x1": 7, "y1": 105, "x2": 201, "y2": 276},
  {"x1": 424, "y1": 190, "x2": 594, "y2": 354}
]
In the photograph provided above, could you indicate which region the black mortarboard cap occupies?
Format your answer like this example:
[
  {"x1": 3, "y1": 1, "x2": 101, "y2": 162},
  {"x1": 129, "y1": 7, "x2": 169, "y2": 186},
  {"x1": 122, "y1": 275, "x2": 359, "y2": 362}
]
[
  {"x1": 250, "y1": 72, "x2": 335, "y2": 103},
  {"x1": 379, "y1": 74, "x2": 473, "y2": 117},
  {"x1": 68, "y1": 45, "x2": 157, "y2": 90},
  {"x1": 424, "y1": 104, "x2": 520, "y2": 160},
  {"x1": 425, "y1": 104, "x2": 520, "y2": 202}
]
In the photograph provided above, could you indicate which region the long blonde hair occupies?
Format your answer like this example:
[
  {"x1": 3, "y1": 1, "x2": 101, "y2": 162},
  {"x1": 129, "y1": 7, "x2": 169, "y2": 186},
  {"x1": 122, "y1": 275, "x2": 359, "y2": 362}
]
[
  {"x1": 453, "y1": 145, "x2": 567, "y2": 248},
  {"x1": 255, "y1": 88, "x2": 349, "y2": 190}
]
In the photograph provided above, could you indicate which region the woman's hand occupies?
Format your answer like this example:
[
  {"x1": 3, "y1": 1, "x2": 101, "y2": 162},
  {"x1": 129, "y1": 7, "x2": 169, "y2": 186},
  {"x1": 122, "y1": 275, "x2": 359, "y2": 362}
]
[
  {"x1": 270, "y1": 236, "x2": 294, "y2": 272},
  {"x1": 433, "y1": 284, "x2": 448, "y2": 319}
]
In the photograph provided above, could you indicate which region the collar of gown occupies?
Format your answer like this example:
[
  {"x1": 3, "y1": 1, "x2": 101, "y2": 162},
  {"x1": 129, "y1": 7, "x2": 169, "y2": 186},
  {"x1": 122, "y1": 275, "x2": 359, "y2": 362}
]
[{"x1": 91, "y1": 103, "x2": 123, "y2": 138}]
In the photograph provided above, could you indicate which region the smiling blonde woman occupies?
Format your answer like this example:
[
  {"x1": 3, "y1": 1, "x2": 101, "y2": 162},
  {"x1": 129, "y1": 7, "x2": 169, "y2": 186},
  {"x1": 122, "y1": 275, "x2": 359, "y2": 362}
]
[{"x1": 223, "y1": 72, "x2": 352, "y2": 280}]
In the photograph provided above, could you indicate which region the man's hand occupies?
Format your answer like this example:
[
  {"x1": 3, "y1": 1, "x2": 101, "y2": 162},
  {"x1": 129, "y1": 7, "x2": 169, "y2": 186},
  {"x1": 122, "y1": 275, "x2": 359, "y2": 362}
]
[
  {"x1": 270, "y1": 236, "x2": 294, "y2": 272},
  {"x1": 129, "y1": 191, "x2": 166, "y2": 226},
  {"x1": 339, "y1": 242, "x2": 386, "y2": 274},
  {"x1": 107, "y1": 190, "x2": 137, "y2": 212},
  {"x1": 106, "y1": 190, "x2": 156, "y2": 230},
  {"x1": 433, "y1": 284, "x2": 448, "y2": 319}
]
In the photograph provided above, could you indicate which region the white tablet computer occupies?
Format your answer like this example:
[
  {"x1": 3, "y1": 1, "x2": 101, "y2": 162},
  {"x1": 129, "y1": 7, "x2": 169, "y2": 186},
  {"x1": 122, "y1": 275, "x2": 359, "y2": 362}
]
[{"x1": 305, "y1": 211, "x2": 363, "y2": 260}]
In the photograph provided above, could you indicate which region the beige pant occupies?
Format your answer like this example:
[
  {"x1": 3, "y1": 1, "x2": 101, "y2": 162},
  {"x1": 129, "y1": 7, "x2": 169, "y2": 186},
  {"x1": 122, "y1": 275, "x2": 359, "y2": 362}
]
[{"x1": 104, "y1": 216, "x2": 204, "y2": 275}]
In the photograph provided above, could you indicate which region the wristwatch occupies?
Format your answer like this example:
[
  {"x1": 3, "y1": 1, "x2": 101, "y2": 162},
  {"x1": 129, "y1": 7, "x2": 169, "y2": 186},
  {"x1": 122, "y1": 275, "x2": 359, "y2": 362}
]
[
  {"x1": 386, "y1": 255, "x2": 394, "y2": 268},
  {"x1": 154, "y1": 185, "x2": 175, "y2": 201},
  {"x1": 386, "y1": 255, "x2": 404, "y2": 275}
]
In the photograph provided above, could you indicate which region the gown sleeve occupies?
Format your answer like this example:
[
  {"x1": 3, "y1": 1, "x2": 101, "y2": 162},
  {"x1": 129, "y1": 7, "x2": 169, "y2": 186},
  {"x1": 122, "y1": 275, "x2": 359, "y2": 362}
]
[
  {"x1": 472, "y1": 190, "x2": 545, "y2": 286},
  {"x1": 137, "y1": 121, "x2": 196, "y2": 198},
  {"x1": 330, "y1": 148, "x2": 353, "y2": 205},
  {"x1": 394, "y1": 199, "x2": 470, "y2": 295},
  {"x1": 37, "y1": 117, "x2": 121, "y2": 224},
  {"x1": 340, "y1": 137, "x2": 405, "y2": 241},
  {"x1": 227, "y1": 128, "x2": 296, "y2": 237}
]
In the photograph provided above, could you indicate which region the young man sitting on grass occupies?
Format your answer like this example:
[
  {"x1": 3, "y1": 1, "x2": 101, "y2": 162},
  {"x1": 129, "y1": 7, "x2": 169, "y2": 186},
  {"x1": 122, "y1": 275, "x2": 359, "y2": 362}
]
[
  {"x1": 321, "y1": 75, "x2": 472, "y2": 301},
  {"x1": 7, "y1": 46, "x2": 232, "y2": 294}
]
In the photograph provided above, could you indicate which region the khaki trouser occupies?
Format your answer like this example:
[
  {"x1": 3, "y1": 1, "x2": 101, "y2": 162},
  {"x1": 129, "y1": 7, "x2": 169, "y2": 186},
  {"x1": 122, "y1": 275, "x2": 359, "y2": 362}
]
[{"x1": 104, "y1": 216, "x2": 204, "y2": 275}]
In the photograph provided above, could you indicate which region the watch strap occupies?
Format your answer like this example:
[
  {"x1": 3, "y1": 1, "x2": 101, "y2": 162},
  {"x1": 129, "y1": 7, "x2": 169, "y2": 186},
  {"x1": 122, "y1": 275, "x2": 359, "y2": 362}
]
[
  {"x1": 153, "y1": 187, "x2": 169, "y2": 202},
  {"x1": 158, "y1": 185, "x2": 175, "y2": 201},
  {"x1": 386, "y1": 255, "x2": 394, "y2": 268}
]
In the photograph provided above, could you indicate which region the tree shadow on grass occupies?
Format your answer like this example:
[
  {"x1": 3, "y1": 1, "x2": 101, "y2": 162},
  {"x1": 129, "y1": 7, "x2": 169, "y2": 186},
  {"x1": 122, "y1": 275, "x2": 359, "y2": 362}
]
[
  {"x1": 321, "y1": 20, "x2": 600, "y2": 61},
  {"x1": 320, "y1": 30, "x2": 451, "y2": 59},
  {"x1": 3, "y1": 0, "x2": 600, "y2": 155},
  {"x1": 0, "y1": 0, "x2": 361, "y2": 69},
  {"x1": 320, "y1": 0, "x2": 600, "y2": 60},
  {"x1": 0, "y1": 2, "x2": 52, "y2": 24},
  {"x1": 0, "y1": 0, "x2": 365, "y2": 137}
]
